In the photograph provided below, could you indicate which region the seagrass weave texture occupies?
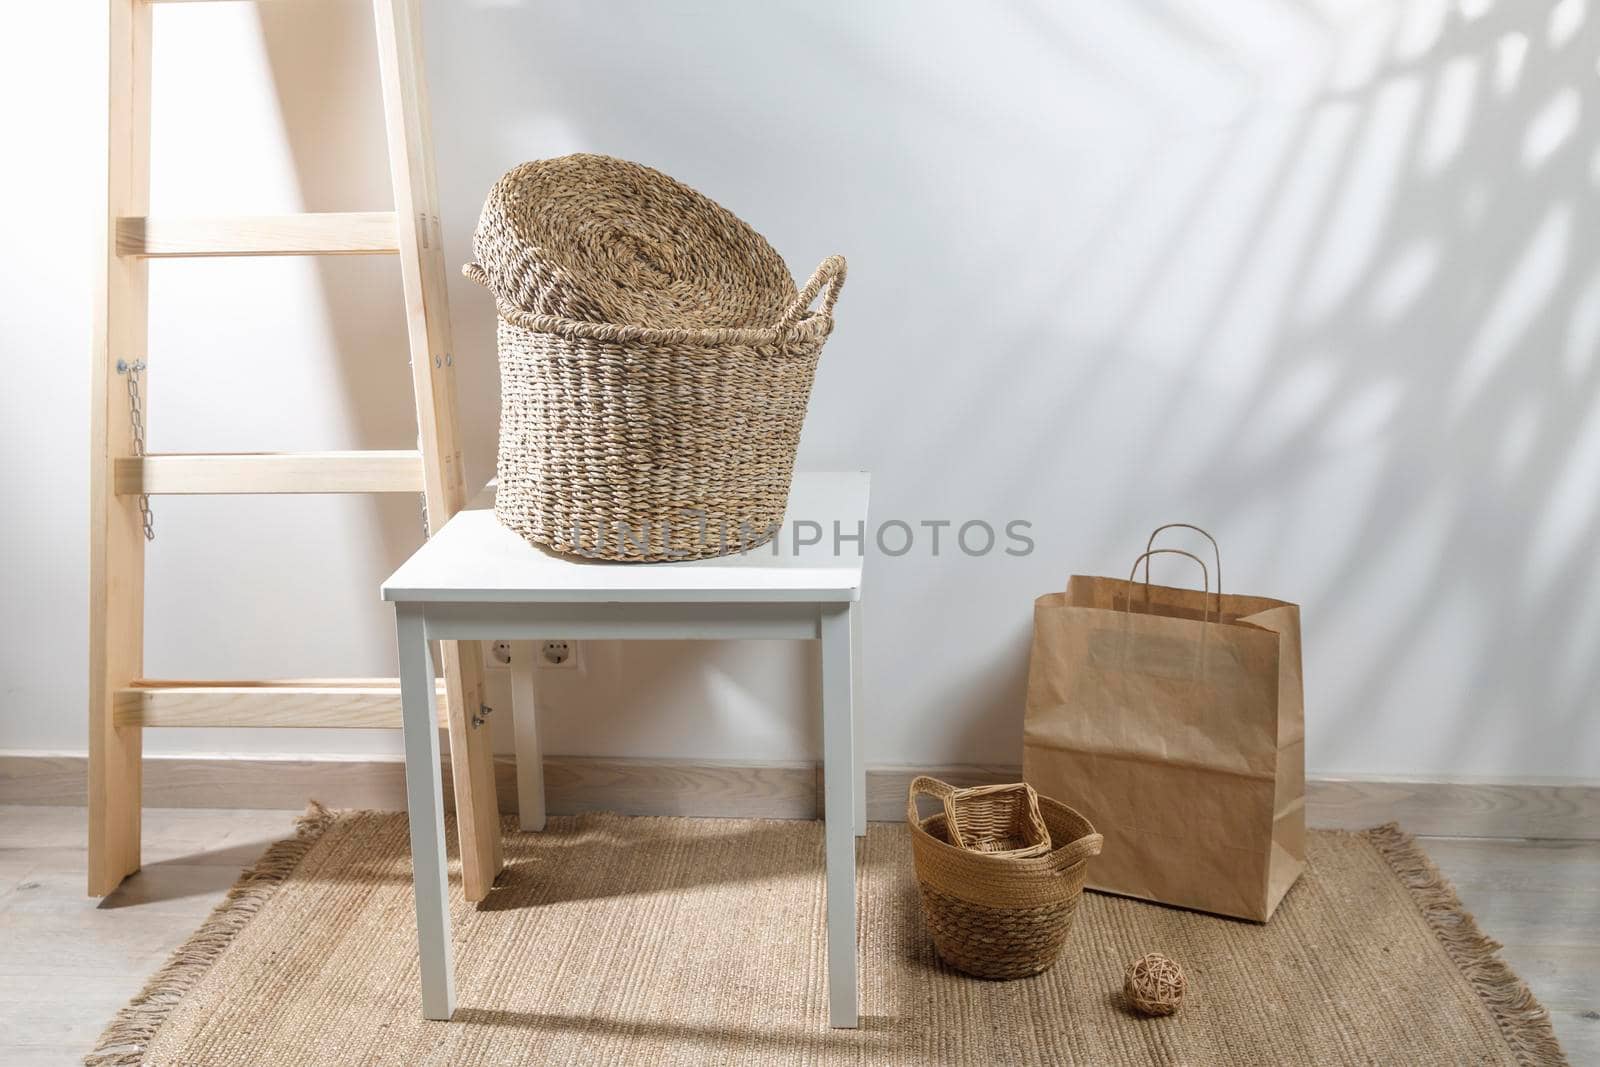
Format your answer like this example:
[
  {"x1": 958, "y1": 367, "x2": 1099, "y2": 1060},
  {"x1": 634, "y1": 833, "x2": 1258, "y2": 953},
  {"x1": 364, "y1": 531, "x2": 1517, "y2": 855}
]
[
  {"x1": 472, "y1": 154, "x2": 798, "y2": 329},
  {"x1": 88, "y1": 812, "x2": 1567, "y2": 1065},
  {"x1": 466, "y1": 154, "x2": 845, "y2": 562},
  {"x1": 907, "y1": 776, "x2": 1103, "y2": 979}
]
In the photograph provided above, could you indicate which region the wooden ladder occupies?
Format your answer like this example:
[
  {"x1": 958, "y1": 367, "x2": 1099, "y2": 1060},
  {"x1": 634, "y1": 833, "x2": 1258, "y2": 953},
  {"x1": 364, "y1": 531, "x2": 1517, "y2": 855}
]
[{"x1": 89, "y1": 0, "x2": 504, "y2": 900}]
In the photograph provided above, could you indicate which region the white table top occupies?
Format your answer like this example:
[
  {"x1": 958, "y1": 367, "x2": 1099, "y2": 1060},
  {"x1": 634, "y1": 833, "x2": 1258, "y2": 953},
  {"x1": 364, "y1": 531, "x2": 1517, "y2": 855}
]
[{"x1": 382, "y1": 472, "x2": 870, "y2": 604}]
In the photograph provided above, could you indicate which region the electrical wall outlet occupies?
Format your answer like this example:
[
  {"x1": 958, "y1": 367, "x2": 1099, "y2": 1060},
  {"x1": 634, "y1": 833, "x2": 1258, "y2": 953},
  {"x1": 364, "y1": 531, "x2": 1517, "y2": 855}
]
[
  {"x1": 485, "y1": 641, "x2": 580, "y2": 671},
  {"x1": 540, "y1": 640, "x2": 577, "y2": 668}
]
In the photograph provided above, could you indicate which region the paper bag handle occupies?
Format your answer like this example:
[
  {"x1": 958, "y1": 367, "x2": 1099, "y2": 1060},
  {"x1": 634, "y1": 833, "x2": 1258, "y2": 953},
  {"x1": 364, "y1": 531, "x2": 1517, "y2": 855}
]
[
  {"x1": 1125, "y1": 549, "x2": 1215, "y2": 624},
  {"x1": 1145, "y1": 524, "x2": 1221, "y2": 617}
]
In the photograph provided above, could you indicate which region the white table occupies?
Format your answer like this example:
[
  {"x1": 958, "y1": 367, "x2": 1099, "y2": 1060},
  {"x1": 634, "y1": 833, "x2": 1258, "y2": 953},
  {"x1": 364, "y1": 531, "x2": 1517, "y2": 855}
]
[{"x1": 382, "y1": 472, "x2": 869, "y2": 1028}]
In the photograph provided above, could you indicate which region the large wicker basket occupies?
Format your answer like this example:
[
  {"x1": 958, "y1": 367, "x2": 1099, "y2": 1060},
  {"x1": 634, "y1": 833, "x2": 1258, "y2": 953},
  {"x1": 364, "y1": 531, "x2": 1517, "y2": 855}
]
[
  {"x1": 908, "y1": 776, "x2": 1103, "y2": 980},
  {"x1": 465, "y1": 155, "x2": 845, "y2": 562}
]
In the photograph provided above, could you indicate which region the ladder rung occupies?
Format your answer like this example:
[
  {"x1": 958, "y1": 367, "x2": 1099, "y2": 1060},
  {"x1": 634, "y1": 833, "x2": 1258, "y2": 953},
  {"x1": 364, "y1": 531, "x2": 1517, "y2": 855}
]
[
  {"x1": 116, "y1": 212, "x2": 400, "y2": 257},
  {"x1": 114, "y1": 680, "x2": 450, "y2": 729},
  {"x1": 114, "y1": 451, "x2": 425, "y2": 495}
]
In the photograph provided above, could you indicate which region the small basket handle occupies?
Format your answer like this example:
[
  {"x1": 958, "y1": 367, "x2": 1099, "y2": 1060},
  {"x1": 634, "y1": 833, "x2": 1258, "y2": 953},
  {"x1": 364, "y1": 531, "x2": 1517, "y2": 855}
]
[
  {"x1": 463, "y1": 261, "x2": 544, "y2": 331},
  {"x1": 906, "y1": 775, "x2": 958, "y2": 829},
  {"x1": 775, "y1": 255, "x2": 847, "y2": 333},
  {"x1": 463, "y1": 261, "x2": 505, "y2": 306},
  {"x1": 1054, "y1": 832, "x2": 1104, "y2": 867}
]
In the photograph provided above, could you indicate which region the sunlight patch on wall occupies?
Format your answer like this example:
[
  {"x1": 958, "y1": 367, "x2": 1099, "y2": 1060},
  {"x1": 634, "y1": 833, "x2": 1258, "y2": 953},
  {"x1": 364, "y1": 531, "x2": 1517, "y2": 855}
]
[
  {"x1": 1207, "y1": 101, "x2": 1354, "y2": 380},
  {"x1": 1562, "y1": 266, "x2": 1600, "y2": 380},
  {"x1": 1547, "y1": 0, "x2": 1587, "y2": 49},
  {"x1": 1321, "y1": 378, "x2": 1406, "y2": 450},
  {"x1": 149, "y1": 3, "x2": 300, "y2": 211},
  {"x1": 1419, "y1": 56, "x2": 1480, "y2": 175},
  {"x1": 1232, "y1": 360, "x2": 1338, "y2": 464},
  {"x1": 1521, "y1": 88, "x2": 1580, "y2": 170},
  {"x1": 1394, "y1": 0, "x2": 1451, "y2": 61},
  {"x1": 1325, "y1": 5, "x2": 1397, "y2": 95},
  {"x1": 1368, "y1": 240, "x2": 1440, "y2": 323},
  {"x1": 1492, "y1": 397, "x2": 1540, "y2": 482},
  {"x1": 1450, "y1": 206, "x2": 1572, "y2": 412},
  {"x1": 1297, "y1": 76, "x2": 1424, "y2": 323},
  {"x1": 1493, "y1": 32, "x2": 1529, "y2": 96}
]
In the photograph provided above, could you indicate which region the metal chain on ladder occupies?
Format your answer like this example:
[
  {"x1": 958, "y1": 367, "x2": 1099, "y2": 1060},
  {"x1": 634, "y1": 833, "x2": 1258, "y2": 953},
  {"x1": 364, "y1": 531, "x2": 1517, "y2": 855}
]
[{"x1": 117, "y1": 359, "x2": 155, "y2": 541}]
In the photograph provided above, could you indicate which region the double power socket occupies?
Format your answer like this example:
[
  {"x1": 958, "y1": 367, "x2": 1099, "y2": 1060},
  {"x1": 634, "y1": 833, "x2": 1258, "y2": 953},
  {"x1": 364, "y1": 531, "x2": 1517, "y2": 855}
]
[{"x1": 489, "y1": 640, "x2": 579, "y2": 670}]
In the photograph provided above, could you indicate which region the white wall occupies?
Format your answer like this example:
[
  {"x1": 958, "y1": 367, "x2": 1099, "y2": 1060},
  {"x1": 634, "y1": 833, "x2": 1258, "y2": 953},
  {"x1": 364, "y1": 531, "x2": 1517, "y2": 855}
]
[{"x1": 3, "y1": 0, "x2": 1598, "y2": 781}]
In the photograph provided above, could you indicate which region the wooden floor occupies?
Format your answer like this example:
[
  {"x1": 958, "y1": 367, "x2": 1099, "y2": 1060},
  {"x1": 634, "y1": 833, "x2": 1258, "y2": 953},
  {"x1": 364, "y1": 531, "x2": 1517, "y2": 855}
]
[{"x1": 1, "y1": 806, "x2": 1595, "y2": 1065}]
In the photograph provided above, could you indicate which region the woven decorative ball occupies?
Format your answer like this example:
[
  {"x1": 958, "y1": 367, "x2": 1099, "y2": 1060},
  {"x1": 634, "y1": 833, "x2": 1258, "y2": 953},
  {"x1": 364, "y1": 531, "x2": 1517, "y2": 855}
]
[{"x1": 1124, "y1": 953, "x2": 1186, "y2": 1016}]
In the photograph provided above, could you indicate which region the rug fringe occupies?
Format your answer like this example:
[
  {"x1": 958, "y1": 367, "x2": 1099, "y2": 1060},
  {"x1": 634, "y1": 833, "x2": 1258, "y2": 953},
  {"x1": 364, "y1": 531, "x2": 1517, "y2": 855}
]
[
  {"x1": 1363, "y1": 823, "x2": 1569, "y2": 1067},
  {"x1": 84, "y1": 802, "x2": 339, "y2": 1066}
]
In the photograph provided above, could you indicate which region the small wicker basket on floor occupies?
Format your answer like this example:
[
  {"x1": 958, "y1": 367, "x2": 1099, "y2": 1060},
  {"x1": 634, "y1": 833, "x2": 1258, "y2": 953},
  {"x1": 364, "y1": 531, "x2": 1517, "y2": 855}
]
[
  {"x1": 465, "y1": 154, "x2": 846, "y2": 562},
  {"x1": 908, "y1": 776, "x2": 1103, "y2": 980}
]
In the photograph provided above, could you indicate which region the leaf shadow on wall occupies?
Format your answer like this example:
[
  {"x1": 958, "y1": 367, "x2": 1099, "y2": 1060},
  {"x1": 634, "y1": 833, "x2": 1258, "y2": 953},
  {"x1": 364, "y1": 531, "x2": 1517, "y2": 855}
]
[{"x1": 260, "y1": 0, "x2": 1600, "y2": 778}]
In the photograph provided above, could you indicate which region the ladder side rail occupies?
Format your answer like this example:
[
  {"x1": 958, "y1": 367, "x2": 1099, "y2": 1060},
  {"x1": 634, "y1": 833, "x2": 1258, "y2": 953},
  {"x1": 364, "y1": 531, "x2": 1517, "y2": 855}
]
[
  {"x1": 372, "y1": 0, "x2": 503, "y2": 900},
  {"x1": 88, "y1": 0, "x2": 153, "y2": 896}
]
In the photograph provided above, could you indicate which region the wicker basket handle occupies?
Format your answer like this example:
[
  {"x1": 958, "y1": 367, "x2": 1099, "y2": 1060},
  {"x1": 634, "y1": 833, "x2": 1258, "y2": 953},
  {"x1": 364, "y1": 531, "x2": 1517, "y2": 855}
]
[
  {"x1": 463, "y1": 261, "x2": 500, "y2": 298},
  {"x1": 906, "y1": 775, "x2": 958, "y2": 828},
  {"x1": 1125, "y1": 549, "x2": 1215, "y2": 624},
  {"x1": 775, "y1": 255, "x2": 847, "y2": 333},
  {"x1": 1145, "y1": 524, "x2": 1222, "y2": 618},
  {"x1": 464, "y1": 260, "x2": 538, "y2": 328},
  {"x1": 1054, "y1": 832, "x2": 1105, "y2": 867}
]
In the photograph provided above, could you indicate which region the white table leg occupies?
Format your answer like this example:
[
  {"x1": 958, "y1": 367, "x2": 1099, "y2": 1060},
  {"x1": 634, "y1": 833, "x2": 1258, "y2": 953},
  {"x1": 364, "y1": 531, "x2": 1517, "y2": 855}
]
[
  {"x1": 395, "y1": 604, "x2": 455, "y2": 1021},
  {"x1": 508, "y1": 641, "x2": 547, "y2": 832},
  {"x1": 850, "y1": 599, "x2": 865, "y2": 837},
  {"x1": 820, "y1": 603, "x2": 858, "y2": 1028}
]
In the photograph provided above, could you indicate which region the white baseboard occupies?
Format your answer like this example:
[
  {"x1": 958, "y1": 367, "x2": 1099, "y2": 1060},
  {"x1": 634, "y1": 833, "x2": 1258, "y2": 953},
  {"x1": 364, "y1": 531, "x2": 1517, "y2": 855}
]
[{"x1": 3, "y1": 752, "x2": 1596, "y2": 840}]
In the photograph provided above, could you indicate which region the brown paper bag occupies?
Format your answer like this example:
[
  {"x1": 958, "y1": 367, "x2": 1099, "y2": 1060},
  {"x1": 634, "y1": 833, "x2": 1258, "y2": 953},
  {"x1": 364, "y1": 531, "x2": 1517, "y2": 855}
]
[{"x1": 1022, "y1": 526, "x2": 1305, "y2": 922}]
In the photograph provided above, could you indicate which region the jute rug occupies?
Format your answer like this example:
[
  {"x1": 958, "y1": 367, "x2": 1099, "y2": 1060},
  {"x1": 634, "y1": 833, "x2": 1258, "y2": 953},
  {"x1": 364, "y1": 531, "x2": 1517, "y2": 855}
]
[{"x1": 88, "y1": 808, "x2": 1565, "y2": 1066}]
